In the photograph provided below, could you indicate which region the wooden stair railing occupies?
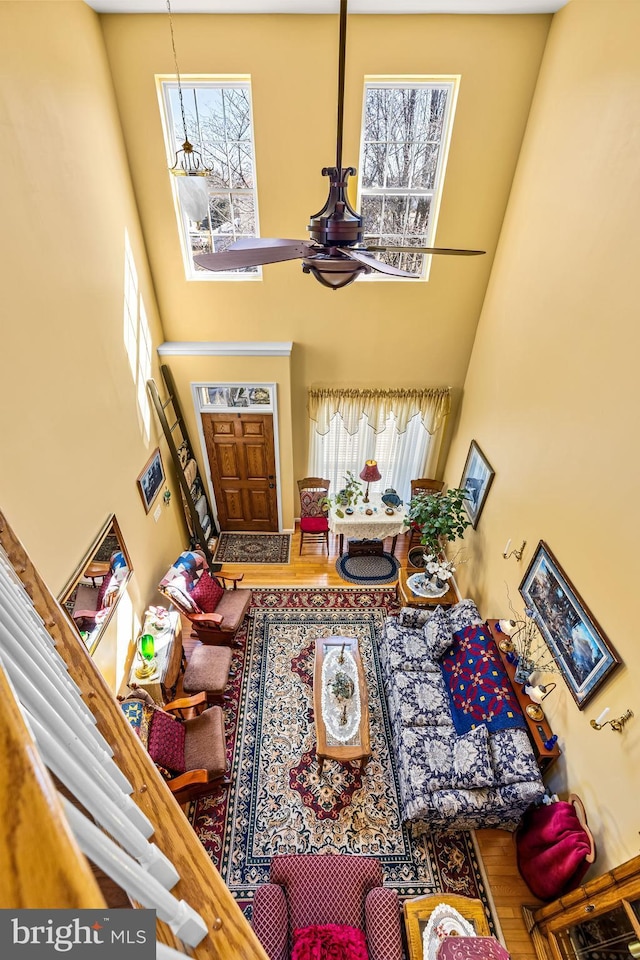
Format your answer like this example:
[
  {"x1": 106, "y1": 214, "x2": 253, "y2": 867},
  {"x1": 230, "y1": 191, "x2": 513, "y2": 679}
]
[{"x1": 0, "y1": 507, "x2": 267, "y2": 960}]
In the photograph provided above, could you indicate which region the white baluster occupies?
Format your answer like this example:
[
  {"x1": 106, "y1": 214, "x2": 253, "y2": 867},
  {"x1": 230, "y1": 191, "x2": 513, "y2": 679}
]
[
  {"x1": 0, "y1": 653, "x2": 135, "y2": 801},
  {"x1": 61, "y1": 799, "x2": 208, "y2": 949},
  {"x1": 29, "y1": 715, "x2": 165, "y2": 873},
  {"x1": 0, "y1": 619, "x2": 111, "y2": 754}
]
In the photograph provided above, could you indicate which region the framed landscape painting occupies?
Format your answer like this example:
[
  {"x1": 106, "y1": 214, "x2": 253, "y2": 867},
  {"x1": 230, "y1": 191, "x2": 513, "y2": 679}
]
[
  {"x1": 459, "y1": 440, "x2": 495, "y2": 528},
  {"x1": 137, "y1": 448, "x2": 165, "y2": 514},
  {"x1": 519, "y1": 541, "x2": 621, "y2": 709}
]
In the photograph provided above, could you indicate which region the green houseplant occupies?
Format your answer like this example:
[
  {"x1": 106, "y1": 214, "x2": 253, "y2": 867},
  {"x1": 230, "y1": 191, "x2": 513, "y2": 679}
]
[
  {"x1": 405, "y1": 487, "x2": 472, "y2": 558},
  {"x1": 321, "y1": 471, "x2": 363, "y2": 517}
]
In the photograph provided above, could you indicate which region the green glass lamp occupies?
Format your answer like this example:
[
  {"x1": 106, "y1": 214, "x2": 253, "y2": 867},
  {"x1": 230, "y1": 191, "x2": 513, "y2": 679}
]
[{"x1": 135, "y1": 633, "x2": 157, "y2": 679}]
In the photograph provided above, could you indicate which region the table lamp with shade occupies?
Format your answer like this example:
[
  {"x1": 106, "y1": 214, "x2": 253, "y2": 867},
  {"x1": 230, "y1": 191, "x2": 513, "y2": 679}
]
[
  {"x1": 134, "y1": 632, "x2": 157, "y2": 679},
  {"x1": 359, "y1": 460, "x2": 381, "y2": 503}
]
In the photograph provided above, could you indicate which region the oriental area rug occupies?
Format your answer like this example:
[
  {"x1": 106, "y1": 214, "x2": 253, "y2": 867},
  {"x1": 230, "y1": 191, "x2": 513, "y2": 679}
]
[
  {"x1": 213, "y1": 532, "x2": 291, "y2": 564},
  {"x1": 188, "y1": 587, "x2": 493, "y2": 924}
]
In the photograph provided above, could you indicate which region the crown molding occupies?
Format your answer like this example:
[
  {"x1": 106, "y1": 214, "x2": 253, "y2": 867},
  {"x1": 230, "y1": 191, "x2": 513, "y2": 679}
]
[{"x1": 157, "y1": 341, "x2": 293, "y2": 356}]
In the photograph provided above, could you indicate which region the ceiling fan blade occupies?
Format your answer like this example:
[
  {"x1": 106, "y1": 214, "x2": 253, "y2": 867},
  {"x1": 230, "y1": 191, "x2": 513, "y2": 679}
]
[
  {"x1": 194, "y1": 239, "x2": 314, "y2": 271},
  {"x1": 363, "y1": 244, "x2": 486, "y2": 257},
  {"x1": 338, "y1": 247, "x2": 419, "y2": 279}
]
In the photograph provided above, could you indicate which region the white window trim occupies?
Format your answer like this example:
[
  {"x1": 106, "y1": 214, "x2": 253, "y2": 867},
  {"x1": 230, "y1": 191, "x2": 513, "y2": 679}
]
[
  {"x1": 155, "y1": 74, "x2": 262, "y2": 282},
  {"x1": 357, "y1": 75, "x2": 460, "y2": 282}
]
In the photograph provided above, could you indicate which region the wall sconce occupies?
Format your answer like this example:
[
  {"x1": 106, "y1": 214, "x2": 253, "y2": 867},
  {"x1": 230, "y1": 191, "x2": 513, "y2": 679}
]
[
  {"x1": 503, "y1": 538, "x2": 527, "y2": 561},
  {"x1": 163, "y1": 489, "x2": 172, "y2": 506},
  {"x1": 590, "y1": 707, "x2": 634, "y2": 732}
]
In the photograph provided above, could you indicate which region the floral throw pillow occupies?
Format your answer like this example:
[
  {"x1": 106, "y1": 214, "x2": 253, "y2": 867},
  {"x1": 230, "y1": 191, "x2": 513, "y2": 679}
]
[
  {"x1": 453, "y1": 725, "x2": 495, "y2": 789},
  {"x1": 423, "y1": 605, "x2": 453, "y2": 661}
]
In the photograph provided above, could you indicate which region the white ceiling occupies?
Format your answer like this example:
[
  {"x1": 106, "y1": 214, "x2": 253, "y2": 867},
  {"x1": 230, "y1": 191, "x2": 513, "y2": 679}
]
[{"x1": 85, "y1": 1, "x2": 570, "y2": 15}]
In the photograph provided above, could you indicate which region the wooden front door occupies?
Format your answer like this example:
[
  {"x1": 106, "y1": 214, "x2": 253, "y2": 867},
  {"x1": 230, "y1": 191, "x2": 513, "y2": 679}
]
[{"x1": 202, "y1": 412, "x2": 278, "y2": 532}]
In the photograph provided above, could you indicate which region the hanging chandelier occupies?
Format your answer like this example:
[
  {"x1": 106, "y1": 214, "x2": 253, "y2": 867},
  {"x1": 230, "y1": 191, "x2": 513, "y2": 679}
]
[{"x1": 166, "y1": 0, "x2": 212, "y2": 178}]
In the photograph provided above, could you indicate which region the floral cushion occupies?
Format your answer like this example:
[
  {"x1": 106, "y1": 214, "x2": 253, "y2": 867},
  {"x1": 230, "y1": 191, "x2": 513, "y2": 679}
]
[
  {"x1": 386, "y1": 671, "x2": 453, "y2": 728},
  {"x1": 147, "y1": 709, "x2": 186, "y2": 774},
  {"x1": 292, "y1": 924, "x2": 369, "y2": 960},
  {"x1": 423, "y1": 605, "x2": 454, "y2": 661},
  {"x1": 453, "y1": 725, "x2": 495, "y2": 789},
  {"x1": 190, "y1": 570, "x2": 225, "y2": 613}
]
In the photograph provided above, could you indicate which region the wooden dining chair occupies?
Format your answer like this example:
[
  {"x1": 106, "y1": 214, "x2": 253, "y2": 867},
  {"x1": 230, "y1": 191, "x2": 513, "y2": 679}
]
[
  {"x1": 297, "y1": 478, "x2": 330, "y2": 555},
  {"x1": 408, "y1": 478, "x2": 445, "y2": 549}
]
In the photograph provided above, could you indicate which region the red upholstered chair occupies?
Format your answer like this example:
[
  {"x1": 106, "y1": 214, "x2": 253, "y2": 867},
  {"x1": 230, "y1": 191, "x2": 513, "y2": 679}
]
[
  {"x1": 297, "y1": 478, "x2": 330, "y2": 555},
  {"x1": 251, "y1": 853, "x2": 403, "y2": 960}
]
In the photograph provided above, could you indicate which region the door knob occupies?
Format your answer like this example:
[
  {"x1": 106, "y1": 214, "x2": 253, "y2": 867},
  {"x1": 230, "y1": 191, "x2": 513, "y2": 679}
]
[{"x1": 269, "y1": 483, "x2": 275, "y2": 489}]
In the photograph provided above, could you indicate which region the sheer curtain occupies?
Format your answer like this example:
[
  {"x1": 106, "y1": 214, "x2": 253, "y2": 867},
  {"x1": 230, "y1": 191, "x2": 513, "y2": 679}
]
[{"x1": 307, "y1": 388, "x2": 450, "y2": 504}]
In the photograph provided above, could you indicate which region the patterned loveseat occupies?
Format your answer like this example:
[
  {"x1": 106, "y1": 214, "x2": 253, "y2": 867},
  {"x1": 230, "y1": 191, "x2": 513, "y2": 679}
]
[{"x1": 379, "y1": 600, "x2": 545, "y2": 831}]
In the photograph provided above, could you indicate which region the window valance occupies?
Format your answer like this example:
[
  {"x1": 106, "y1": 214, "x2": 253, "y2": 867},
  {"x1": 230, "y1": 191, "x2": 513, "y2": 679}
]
[{"x1": 307, "y1": 387, "x2": 451, "y2": 436}]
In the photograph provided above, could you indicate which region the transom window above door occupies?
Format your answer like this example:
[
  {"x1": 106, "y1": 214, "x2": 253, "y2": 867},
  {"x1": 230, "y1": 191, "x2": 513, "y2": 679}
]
[
  {"x1": 358, "y1": 78, "x2": 459, "y2": 280},
  {"x1": 157, "y1": 77, "x2": 261, "y2": 281}
]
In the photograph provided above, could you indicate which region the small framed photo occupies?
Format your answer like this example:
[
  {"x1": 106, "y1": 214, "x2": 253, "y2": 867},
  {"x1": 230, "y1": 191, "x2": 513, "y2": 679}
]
[
  {"x1": 459, "y1": 440, "x2": 495, "y2": 528},
  {"x1": 520, "y1": 541, "x2": 621, "y2": 709},
  {"x1": 137, "y1": 448, "x2": 165, "y2": 514}
]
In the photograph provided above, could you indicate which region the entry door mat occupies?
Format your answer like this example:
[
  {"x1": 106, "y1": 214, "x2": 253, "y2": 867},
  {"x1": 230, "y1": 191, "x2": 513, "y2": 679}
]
[
  {"x1": 213, "y1": 533, "x2": 291, "y2": 564},
  {"x1": 336, "y1": 551, "x2": 400, "y2": 585},
  {"x1": 188, "y1": 587, "x2": 494, "y2": 928}
]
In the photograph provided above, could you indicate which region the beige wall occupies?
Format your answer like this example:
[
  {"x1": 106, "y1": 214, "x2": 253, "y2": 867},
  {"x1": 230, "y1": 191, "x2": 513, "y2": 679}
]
[
  {"x1": 446, "y1": 0, "x2": 640, "y2": 871},
  {"x1": 100, "y1": 12, "x2": 550, "y2": 487},
  {"x1": 0, "y1": 1, "x2": 185, "y2": 684}
]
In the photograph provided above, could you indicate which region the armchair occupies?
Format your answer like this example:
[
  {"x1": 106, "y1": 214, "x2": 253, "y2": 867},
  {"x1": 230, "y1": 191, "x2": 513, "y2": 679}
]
[
  {"x1": 72, "y1": 550, "x2": 129, "y2": 632},
  {"x1": 251, "y1": 854, "x2": 403, "y2": 960},
  {"x1": 120, "y1": 687, "x2": 229, "y2": 804},
  {"x1": 158, "y1": 549, "x2": 251, "y2": 645}
]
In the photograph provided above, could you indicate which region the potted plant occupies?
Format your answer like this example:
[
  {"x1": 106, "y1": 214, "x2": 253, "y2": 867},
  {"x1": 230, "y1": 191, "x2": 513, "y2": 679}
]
[
  {"x1": 404, "y1": 487, "x2": 471, "y2": 570},
  {"x1": 321, "y1": 471, "x2": 363, "y2": 517}
]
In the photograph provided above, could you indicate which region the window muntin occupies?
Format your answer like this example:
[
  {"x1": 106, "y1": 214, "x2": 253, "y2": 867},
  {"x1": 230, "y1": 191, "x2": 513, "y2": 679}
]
[
  {"x1": 358, "y1": 78, "x2": 459, "y2": 280},
  {"x1": 158, "y1": 77, "x2": 260, "y2": 281}
]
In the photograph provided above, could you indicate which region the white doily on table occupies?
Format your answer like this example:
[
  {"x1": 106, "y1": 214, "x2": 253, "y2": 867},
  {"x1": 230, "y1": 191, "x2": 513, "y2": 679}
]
[
  {"x1": 321, "y1": 646, "x2": 361, "y2": 744},
  {"x1": 407, "y1": 572, "x2": 449, "y2": 599},
  {"x1": 423, "y1": 904, "x2": 476, "y2": 960}
]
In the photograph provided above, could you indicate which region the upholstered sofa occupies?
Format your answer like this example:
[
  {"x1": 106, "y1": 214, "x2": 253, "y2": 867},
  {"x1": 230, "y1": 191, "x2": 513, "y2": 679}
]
[{"x1": 379, "y1": 600, "x2": 545, "y2": 831}]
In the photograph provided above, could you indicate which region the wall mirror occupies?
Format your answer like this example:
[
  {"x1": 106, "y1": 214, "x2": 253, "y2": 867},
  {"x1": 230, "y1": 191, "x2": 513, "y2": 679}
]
[{"x1": 59, "y1": 515, "x2": 133, "y2": 655}]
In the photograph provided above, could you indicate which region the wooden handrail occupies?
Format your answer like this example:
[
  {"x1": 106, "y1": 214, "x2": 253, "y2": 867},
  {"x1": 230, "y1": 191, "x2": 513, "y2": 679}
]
[{"x1": 0, "y1": 508, "x2": 268, "y2": 959}]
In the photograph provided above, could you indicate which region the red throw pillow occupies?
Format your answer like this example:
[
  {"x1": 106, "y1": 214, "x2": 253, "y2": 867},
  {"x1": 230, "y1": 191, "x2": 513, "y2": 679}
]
[
  {"x1": 292, "y1": 925, "x2": 369, "y2": 960},
  {"x1": 147, "y1": 710, "x2": 186, "y2": 774},
  {"x1": 190, "y1": 570, "x2": 225, "y2": 613}
]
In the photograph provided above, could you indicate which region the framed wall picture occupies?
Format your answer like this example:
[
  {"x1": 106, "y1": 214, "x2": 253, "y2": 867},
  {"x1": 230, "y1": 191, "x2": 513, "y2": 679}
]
[
  {"x1": 519, "y1": 541, "x2": 621, "y2": 709},
  {"x1": 459, "y1": 440, "x2": 495, "y2": 528},
  {"x1": 137, "y1": 448, "x2": 165, "y2": 514}
]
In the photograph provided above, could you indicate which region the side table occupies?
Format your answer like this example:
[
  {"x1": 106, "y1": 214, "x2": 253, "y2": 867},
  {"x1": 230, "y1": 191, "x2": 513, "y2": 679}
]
[
  {"x1": 396, "y1": 566, "x2": 458, "y2": 608},
  {"x1": 129, "y1": 609, "x2": 183, "y2": 705},
  {"x1": 486, "y1": 620, "x2": 561, "y2": 774}
]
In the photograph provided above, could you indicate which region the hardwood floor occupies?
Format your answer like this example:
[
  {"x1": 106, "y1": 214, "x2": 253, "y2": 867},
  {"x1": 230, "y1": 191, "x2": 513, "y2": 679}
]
[{"x1": 189, "y1": 526, "x2": 539, "y2": 959}]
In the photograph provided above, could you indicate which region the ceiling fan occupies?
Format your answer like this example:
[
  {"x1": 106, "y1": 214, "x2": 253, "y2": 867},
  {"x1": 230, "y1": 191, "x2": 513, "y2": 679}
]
[{"x1": 194, "y1": 0, "x2": 485, "y2": 290}]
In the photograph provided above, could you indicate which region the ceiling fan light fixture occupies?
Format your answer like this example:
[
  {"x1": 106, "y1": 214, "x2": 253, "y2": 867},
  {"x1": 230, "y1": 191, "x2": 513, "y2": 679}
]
[{"x1": 302, "y1": 255, "x2": 369, "y2": 290}]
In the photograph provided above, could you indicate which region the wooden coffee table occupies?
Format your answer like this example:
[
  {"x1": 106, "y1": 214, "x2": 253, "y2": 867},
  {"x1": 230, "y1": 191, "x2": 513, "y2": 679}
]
[
  {"x1": 313, "y1": 636, "x2": 370, "y2": 774},
  {"x1": 396, "y1": 566, "x2": 458, "y2": 608}
]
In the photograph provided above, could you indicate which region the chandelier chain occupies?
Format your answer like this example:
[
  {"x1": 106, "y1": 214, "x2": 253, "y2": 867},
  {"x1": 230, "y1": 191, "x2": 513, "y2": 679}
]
[{"x1": 166, "y1": 0, "x2": 189, "y2": 144}]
